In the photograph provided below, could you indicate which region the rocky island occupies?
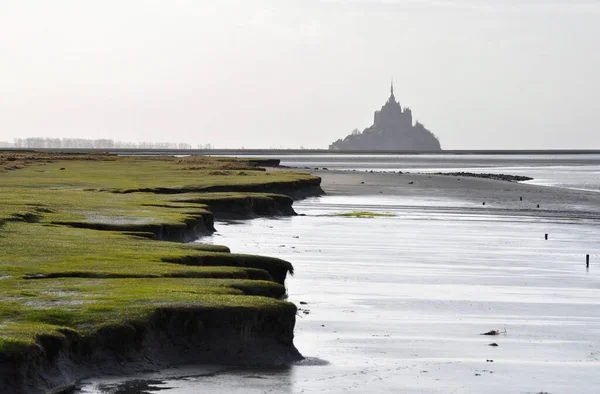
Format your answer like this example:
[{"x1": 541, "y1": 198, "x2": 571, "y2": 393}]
[{"x1": 329, "y1": 83, "x2": 441, "y2": 151}]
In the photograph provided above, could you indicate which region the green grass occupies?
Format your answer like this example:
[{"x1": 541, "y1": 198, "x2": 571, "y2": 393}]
[
  {"x1": 0, "y1": 277, "x2": 289, "y2": 353},
  {"x1": 0, "y1": 155, "x2": 316, "y2": 193},
  {"x1": 0, "y1": 153, "x2": 318, "y2": 356},
  {"x1": 330, "y1": 211, "x2": 396, "y2": 218}
]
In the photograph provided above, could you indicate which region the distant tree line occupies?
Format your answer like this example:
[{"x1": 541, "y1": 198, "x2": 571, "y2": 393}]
[{"x1": 11, "y1": 138, "x2": 213, "y2": 150}]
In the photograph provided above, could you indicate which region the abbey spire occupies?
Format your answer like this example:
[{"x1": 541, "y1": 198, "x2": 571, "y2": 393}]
[{"x1": 387, "y1": 79, "x2": 398, "y2": 105}]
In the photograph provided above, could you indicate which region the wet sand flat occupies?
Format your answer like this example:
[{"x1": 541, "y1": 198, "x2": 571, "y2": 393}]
[
  {"x1": 78, "y1": 170, "x2": 600, "y2": 394},
  {"x1": 315, "y1": 169, "x2": 600, "y2": 218},
  {"x1": 203, "y1": 193, "x2": 600, "y2": 393}
]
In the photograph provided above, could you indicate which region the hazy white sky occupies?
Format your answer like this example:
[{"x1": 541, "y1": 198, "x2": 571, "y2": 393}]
[{"x1": 1, "y1": 0, "x2": 599, "y2": 149}]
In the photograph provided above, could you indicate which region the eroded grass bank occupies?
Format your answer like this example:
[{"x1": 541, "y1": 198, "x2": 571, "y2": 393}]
[{"x1": 0, "y1": 152, "x2": 322, "y2": 393}]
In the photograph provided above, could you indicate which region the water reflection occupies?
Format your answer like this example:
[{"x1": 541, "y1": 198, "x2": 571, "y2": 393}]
[{"x1": 93, "y1": 379, "x2": 170, "y2": 394}]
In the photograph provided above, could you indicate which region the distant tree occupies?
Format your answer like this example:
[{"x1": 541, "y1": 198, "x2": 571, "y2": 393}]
[{"x1": 10, "y1": 137, "x2": 201, "y2": 150}]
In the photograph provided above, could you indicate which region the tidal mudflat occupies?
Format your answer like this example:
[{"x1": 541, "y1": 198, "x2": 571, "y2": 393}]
[{"x1": 82, "y1": 168, "x2": 600, "y2": 393}]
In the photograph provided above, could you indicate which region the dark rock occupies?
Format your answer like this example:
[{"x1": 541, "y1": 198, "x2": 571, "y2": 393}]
[
  {"x1": 433, "y1": 172, "x2": 533, "y2": 182},
  {"x1": 481, "y1": 330, "x2": 500, "y2": 336}
]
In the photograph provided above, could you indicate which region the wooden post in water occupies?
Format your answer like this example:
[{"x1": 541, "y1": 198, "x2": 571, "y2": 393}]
[
  {"x1": 545, "y1": 234, "x2": 548, "y2": 240},
  {"x1": 587, "y1": 254, "x2": 590, "y2": 268},
  {"x1": 520, "y1": 197, "x2": 523, "y2": 201}
]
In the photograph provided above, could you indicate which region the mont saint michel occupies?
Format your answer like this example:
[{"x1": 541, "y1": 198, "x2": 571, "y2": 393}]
[{"x1": 329, "y1": 83, "x2": 441, "y2": 150}]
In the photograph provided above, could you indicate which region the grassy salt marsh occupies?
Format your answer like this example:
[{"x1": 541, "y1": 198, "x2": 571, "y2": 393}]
[{"x1": 0, "y1": 152, "x2": 320, "y2": 392}]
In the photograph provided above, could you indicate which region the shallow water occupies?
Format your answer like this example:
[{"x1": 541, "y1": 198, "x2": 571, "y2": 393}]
[{"x1": 79, "y1": 195, "x2": 600, "y2": 393}]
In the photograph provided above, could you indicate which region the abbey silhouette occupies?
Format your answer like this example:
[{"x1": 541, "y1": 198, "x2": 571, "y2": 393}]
[{"x1": 329, "y1": 82, "x2": 441, "y2": 150}]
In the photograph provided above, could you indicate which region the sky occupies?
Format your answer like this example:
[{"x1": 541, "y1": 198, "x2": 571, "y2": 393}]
[{"x1": 1, "y1": 0, "x2": 599, "y2": 149}]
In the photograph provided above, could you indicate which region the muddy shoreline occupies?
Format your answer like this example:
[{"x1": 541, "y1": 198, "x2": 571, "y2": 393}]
[{"x1": 13, "y1": 305, "x2": 302, "y2": 394}]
